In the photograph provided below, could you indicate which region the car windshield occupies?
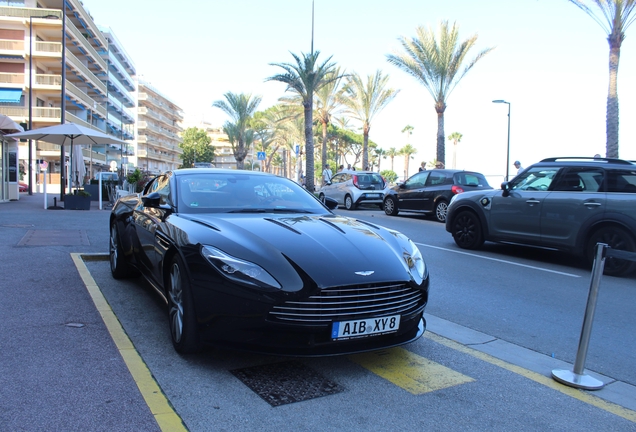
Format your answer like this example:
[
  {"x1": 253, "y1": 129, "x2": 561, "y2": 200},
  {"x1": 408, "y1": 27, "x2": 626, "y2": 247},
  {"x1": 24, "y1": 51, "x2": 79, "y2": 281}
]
[{"x1": 176, "y1": 172, "x2": 329, "y2": 214}]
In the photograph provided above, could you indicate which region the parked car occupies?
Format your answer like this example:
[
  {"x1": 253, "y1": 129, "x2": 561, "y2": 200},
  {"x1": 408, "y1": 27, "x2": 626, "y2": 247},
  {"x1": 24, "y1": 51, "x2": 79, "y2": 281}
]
[
  {"x1": 18, "y1": 181, "x2": 28, "y2": 192},
  {"x1": 109, "y1": 169, "x2": 429, "y2": 356},
  {"x1": 317, "y1": 170, "x2": 387, "y2": 210},
  {"x1": 445, "y1": 157, "x2": 636, "y2": 276},
  {"x1": 384, "y1": 169, "x2": 492, "y2": 222}
]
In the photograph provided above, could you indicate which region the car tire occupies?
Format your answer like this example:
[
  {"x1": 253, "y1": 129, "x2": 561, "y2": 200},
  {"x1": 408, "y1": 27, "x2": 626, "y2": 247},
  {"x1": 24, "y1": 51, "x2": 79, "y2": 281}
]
[
  {"x1": 451, "y1": 210, "x2": 484, "y2": 249},
  {"x1": 434, "y1": 200, "x2": 448, "y2": 223},
  {"x1": 344, "y1": 194, "x2": 356, "y2": 210},
  {"x1": 384, "y1": 196, "x2": 398, "y2": 216},
  {"x1": 109, "y1": 221, "x2": 138, "y2": 279},
  {"x1": 319, "y1": 193, "x2": 326, "y2": 203},
  {"x1": 586, "y1": 226, "x2": 636, "y2": 277},
  {"x1": 168, "y1": 254, "x2": 202, "y2": 354}
]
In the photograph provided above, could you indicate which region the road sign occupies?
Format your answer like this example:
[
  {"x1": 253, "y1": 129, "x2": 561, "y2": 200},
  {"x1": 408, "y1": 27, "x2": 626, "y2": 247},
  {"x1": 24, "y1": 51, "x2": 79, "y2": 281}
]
[
  {"x1": 40, "y1": 160, "x2": 48, "y2": 171},
  {"x1": 295, "y1": 145, "x2": 300, "y2": 155},
  {"x1": 257, "y1": 151, "x2": 266, "y2": 160}
]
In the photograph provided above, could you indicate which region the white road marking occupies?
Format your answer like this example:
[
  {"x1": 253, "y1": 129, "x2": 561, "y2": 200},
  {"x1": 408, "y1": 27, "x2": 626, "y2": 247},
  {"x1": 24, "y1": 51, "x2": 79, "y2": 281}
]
[{"x1": 416, "y1": 243, "x2": 581, "y2": 278}]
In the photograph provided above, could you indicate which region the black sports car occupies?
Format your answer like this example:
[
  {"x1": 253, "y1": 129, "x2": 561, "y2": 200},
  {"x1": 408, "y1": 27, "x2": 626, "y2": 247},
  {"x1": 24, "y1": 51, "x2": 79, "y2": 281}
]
[{"x1": 109, "y1": 169, "x2": 429, "y2": 356}]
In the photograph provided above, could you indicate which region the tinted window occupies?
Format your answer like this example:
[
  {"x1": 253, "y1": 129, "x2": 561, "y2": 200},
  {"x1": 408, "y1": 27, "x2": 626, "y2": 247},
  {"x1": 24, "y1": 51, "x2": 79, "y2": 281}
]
[
  {"x1": 606, "y1": 169, "x2": 636, "y2": 193},
  {"x1": 552, "y1": 168, "x2": 604, "y2": 192},
  {"x1": 426, "y1": 171, "x2": 447, "y2": 186}
]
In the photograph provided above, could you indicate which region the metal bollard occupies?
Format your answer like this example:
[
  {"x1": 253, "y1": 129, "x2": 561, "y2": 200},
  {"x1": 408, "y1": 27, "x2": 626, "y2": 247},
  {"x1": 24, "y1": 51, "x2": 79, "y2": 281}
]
[{"x1": 551, "y1": 242, "x2": 606, "y2": 390}]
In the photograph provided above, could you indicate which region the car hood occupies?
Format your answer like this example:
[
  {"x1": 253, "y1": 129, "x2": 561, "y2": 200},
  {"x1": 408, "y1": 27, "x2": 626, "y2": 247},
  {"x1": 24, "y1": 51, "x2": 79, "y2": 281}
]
[{"x1": 176, "y1": 213, "x2": 418, "y2": 292}]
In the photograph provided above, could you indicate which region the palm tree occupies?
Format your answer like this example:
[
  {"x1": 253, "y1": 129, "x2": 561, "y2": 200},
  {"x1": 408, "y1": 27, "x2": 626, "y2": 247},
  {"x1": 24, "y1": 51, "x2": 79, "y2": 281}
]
[
  {"x1": 374, "y1": 147, "x2": 387, "y2": 172},
  {"x1": 342, "y1": 70, "x2": 399, "y2": 170},
  {"x1": 399, "y1": 144, "x2": 418, "y2": 179},
  {"x1": 447, "y1": 131, "x2": 463, "y2": 169},
  {"x1": 402, "y1": 125, "x2": 414, "y2": 144},
  {"x1": 386, "y1": 147, "x2": 399, "y2": 171},
  {"x1": 315, "y1": 66, "x2": 347, "y2": 178},
  {"x1": 212, "y1": 92, "x2": 262, "y2": 169},
  {"x1": 266, "y1": 51, "x2": 339, "y2": 192},
  {"x1": 568, "y1": 0, "x2": 636, "y2": 158},
  {"x1": 387, "y1": 21, "x2": 493, "y2": 166}
]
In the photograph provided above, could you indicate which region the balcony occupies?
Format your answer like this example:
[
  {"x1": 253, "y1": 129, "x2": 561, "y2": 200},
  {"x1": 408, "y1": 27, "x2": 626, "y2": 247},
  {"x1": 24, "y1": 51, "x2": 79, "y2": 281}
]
[
  {"x1": 0, "y1": 38, "x2": 25, "y2": 54},
  {"x1": 65, "y1": 19, "x2": 108, "y2": 74},
  {"x1": 0, "y1": 72, "x2": 25, "y2": 88},
  {"x1": 33, "y1": 40, "x2": 62, "y2": 58},
  {"x1": 66, "y1": 51, "x2": 107, "y2": 97}
]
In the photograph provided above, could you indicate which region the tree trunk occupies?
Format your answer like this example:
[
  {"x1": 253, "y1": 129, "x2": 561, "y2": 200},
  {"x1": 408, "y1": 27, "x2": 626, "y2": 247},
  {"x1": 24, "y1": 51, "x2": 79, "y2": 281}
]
[
  {"x1": 362, "y1": 123, "x2": 370, "y2": 170},
  {"x1": 304, "y1": 99, "x2": 315, "y2": 192},
  {"x1": 606, "y1": 39, "x2": 620, "y2": 158},
  {"x1": 321, "y1": 119, "x2": 328, "y2": 180},
  {"x1": 436, "y1": 103, "x2": 446, "y2": 165}
]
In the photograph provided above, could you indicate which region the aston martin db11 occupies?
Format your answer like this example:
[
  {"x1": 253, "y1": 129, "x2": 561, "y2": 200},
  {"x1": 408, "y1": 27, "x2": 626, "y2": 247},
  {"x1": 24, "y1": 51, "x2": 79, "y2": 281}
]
[{"x1": 109, "y1": 169, "x2": 429, "y2": 356}]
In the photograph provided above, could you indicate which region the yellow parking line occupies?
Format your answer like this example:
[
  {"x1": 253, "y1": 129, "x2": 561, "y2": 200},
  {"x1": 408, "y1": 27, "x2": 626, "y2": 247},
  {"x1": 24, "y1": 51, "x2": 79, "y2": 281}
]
[
  {"x1": 425, "y1": 332, "x2": 636, "y2": 423},
  {"x1": 72, "y1": 253, "x2": 187, "y2": 432},
  {"x1": 349, "y1": 347, "x2": 474, "y2": 394}
]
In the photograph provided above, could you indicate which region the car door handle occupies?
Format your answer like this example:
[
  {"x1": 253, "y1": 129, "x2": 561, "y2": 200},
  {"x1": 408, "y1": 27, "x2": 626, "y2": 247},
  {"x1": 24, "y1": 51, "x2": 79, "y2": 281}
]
[
  {"x1": 584, "y1": 202, "x2": 602, "y2": 207},
  {"x1": 526, "y1": 199, "x2": 541, "y2": 204}
]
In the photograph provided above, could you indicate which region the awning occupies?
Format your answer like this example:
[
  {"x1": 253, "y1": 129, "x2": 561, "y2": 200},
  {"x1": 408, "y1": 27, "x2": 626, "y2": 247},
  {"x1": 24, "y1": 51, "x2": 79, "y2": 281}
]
[{"x1": 0, "y1": 88, "x2": 23, "y2": 103}]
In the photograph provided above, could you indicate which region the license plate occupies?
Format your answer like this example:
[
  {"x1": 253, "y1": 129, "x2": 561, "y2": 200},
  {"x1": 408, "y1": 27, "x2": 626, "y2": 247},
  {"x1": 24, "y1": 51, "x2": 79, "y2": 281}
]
[
  {"x1": 365, "y1": 193, "x2": 381, "y2": 199},
  {"x1": 331, "y1": 315, "x2": 401, "y2": 340}
]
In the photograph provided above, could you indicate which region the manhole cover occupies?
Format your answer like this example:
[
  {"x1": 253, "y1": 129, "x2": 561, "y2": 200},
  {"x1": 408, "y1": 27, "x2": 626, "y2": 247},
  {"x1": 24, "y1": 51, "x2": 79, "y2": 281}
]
[
  {"x1": 231, "y1": 361, "x2": 344, "y2": 407},
  {"x1": 17, "y1": 230, "x2": 90, "y2": 246}
]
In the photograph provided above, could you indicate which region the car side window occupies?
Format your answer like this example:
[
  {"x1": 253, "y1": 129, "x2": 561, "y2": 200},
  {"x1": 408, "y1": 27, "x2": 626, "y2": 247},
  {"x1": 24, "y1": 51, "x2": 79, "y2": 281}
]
[
  {"x1": 552, "y1": 168, "x2": 604, "y2": 192},
  {"x1": 425, "y1": 171, "x2": 447, "y2": 186},
  {"x1": 404, "y1": 172, "x2": 429, "y2": 189},
  {"x1": 606, "y1": 169, "x2": 636, "y2": 193},
  {"x1": 511, "y1": 167, "x2": 560, "y2": 191},
  {"x1": 331, "y1": 174, "x2": 344, "y2": 184}
]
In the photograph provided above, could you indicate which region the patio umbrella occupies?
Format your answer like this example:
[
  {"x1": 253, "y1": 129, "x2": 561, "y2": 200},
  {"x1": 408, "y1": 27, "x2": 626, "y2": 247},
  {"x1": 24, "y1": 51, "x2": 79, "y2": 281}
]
[
  {"x1": 0, "y1": 114, "x2": 24, "y2": 133},
  {"x1": 7, "y1": 122, "x2": 127, "y2": 193},
  {"x1": 71, "y1": 144, "x2": 86, "y2": 188}
]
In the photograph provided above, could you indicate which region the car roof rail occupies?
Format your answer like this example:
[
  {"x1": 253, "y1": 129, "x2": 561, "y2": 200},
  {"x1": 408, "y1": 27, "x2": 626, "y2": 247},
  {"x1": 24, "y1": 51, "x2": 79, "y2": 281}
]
[{"x1": 539, "y1": 157, "x2": 634, "y2": 165}]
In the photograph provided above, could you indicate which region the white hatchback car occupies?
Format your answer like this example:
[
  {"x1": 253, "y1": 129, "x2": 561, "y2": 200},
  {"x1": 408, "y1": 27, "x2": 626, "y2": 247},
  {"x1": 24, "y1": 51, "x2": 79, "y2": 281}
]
[{"x1": 318, "y1": 170, "x2": 386, "y2": 210}]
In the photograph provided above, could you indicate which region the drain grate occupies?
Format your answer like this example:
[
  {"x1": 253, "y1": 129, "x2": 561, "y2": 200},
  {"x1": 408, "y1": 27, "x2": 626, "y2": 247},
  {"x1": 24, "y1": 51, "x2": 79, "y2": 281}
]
[
  {"x1": 231, "y1": 361, "x2": 344, "y2": 407},
  {"x1": 17, "y1": 230, "x2": 90, "y2": 246}
]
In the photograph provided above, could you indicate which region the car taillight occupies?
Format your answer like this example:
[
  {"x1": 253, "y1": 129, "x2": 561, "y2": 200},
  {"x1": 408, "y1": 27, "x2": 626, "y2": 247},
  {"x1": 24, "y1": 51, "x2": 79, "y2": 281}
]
[
  {"x1": 451, "y1": 185, "x2": 465, "y2": 194},
  {"x1": 352, "y1": 175, "x2": 359, "y2": 189}
]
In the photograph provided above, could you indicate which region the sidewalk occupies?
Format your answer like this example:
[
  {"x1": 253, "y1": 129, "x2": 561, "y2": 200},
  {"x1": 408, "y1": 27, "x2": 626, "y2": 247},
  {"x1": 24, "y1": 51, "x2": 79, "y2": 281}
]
[{"x1": 0, "y1": 192, "x2": 159, "y2": 431}]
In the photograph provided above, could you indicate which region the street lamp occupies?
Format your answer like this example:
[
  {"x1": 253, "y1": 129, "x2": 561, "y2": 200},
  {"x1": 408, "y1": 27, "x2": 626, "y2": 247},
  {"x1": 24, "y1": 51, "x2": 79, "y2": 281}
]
[
  {"x1": 28, "y1": 14, "x2": 59, "y2": 196},
  {"x1": 492, "y1": 99, "x2": 511, "y2": 181}
]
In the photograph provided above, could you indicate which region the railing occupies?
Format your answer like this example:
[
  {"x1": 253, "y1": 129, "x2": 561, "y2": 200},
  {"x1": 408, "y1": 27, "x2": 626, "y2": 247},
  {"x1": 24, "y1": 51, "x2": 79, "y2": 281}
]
[
  {"x1": 107, "y1": 51, "x2": 135, "y2": 91},
  {"x1": 66, "y1": 0, "x2": 109, "y2": 50},
  {"x1": 34, "y1": 41, "x2": 62, "y2": 55},
  {"x1": 66, "y1": 81, "x2": 107, "y2": 118},
  {"x1": 35, "y1": 73, "x2": 62, "y2": 86},
  {"x1": 65, "y1": 20, "x2": 107, "y2": 73},
  {"x1": 0, "y1": 106, "x2": 62, "y2": 121},
  {"x1": 138, "y1": 92, "x2": 183, "y2": 120},
  {"x1": 0, "y1": 72, "x2": 25, "y2": 84},
  {"x1": 0, "y1": 39, "x2": 25, "y2": 51},
  {"x1": 66, "y1": 51, "x2": 107, "y2": 95},
  {"x1": 0, "y1": 7, "x2": 62, "y2": 20}
]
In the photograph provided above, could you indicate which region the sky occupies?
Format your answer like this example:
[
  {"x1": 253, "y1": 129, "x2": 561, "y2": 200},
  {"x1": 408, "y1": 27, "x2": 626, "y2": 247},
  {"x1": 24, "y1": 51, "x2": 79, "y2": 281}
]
[{"x1": 83, "y1": 0, "x2": 636, "y2": 180}]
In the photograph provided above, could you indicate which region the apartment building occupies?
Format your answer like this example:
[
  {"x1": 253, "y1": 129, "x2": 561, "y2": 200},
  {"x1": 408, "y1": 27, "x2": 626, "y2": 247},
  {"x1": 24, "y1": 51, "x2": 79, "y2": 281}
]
[
  {"x1": 0, "y1": 0, "x2": 136, "y2": 197},
  {"x1": 137, "y1": 80, "x2": 183, "y2": 174}
]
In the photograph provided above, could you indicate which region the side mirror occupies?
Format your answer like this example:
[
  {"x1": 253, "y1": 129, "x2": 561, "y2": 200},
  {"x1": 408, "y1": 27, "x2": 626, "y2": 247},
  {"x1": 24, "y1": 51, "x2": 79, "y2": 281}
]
[
  {"x1": 324, "y1": 196, "x2": 338, "y2": 210},
  {"x1": 398, "y1": 183, "x2": 406, "y2": 189},
  {"x1": 501, "y1": 182, "x2": 511, "y2": 197},
  {"x1": 141, "y1": 191, "x2": 161, "y2": 208}
]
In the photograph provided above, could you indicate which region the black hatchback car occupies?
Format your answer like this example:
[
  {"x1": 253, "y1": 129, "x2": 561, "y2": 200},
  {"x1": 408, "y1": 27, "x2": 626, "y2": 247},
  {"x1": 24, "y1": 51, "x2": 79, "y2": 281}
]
[{"x1": 384, "y1": 169, "x2": 492, "y2": 222}]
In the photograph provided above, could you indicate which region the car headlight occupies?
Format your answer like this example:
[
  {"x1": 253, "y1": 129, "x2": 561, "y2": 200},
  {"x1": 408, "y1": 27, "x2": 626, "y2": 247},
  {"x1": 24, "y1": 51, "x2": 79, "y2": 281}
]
[
  {"x1": 201, "y1": 245, "x2": 282, "y2": 290},
  {"x1": 404, "y1": 239, "x2": 427, "y2": 281}
]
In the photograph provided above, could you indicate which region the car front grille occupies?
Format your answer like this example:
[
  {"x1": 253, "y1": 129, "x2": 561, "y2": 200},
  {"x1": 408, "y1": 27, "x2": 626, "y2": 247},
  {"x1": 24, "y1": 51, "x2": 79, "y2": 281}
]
[{"x1": 269, "y1": 282, "x2": 424, "y2": 324}]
